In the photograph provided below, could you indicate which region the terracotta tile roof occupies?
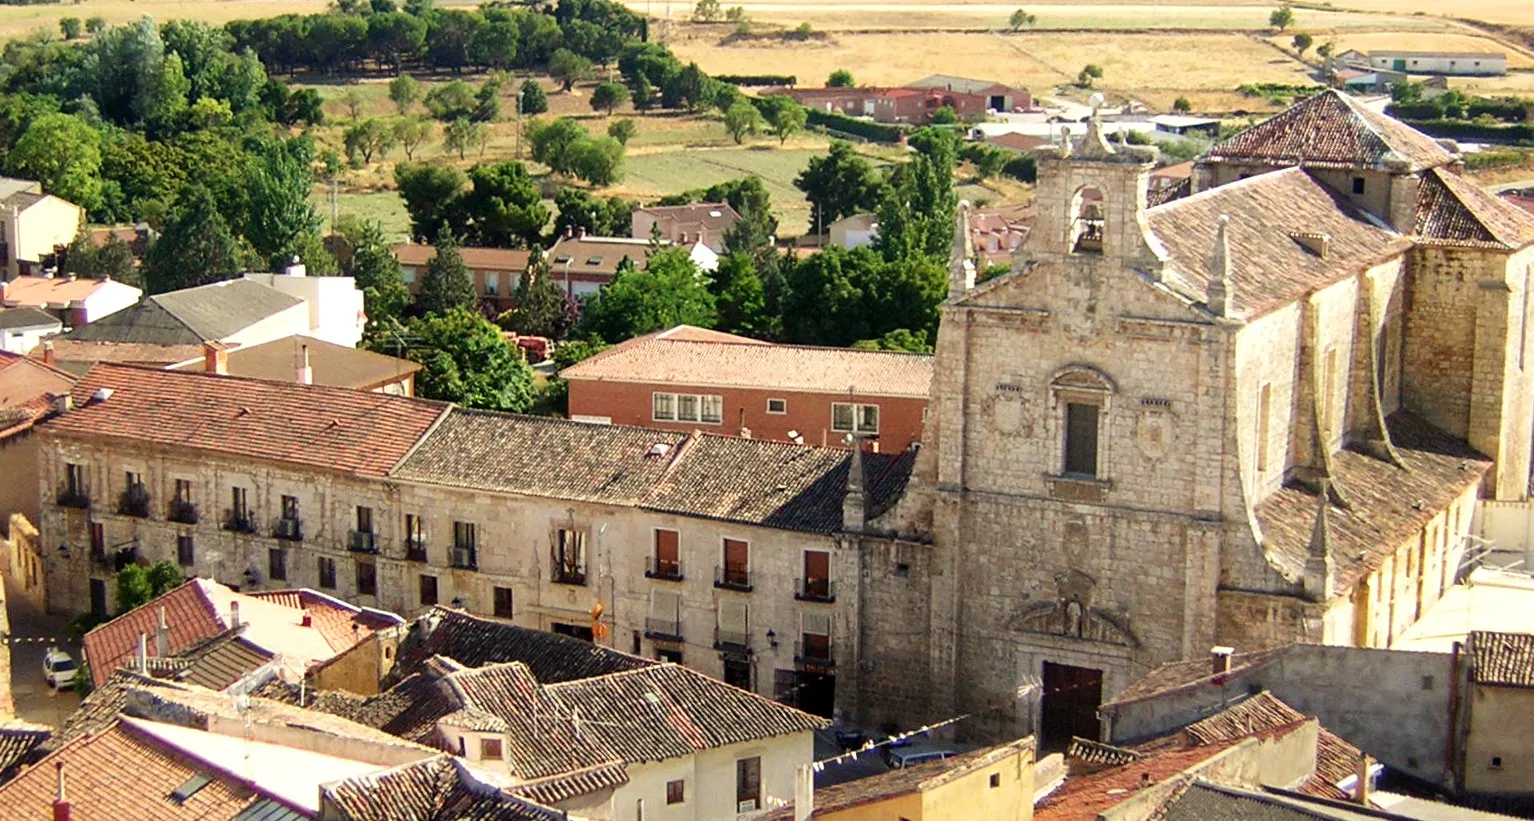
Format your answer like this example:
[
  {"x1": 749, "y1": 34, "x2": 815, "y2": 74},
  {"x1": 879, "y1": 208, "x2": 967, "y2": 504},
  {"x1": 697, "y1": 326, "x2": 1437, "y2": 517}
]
[
  {"x1": 0, "y1": 720, "x2": 261, "y2": 821},
  {"x1": 1305, "y1": 728, "x2": 1364, "y2": 801},
  {"x1": 1254, "y1": 412, "x2": 1491, "y2": 594},
  {"x1": 1034, "y1": 743, "x2": 1240, "y2": 821},
  {"x1": 0, "y1": 722, "x2": 51, "y2": 783},
  {"x1": 391, "y1": 408, "x2": 917, "y2": 534},
  {"x1": 635, "y1": 202, "x2": 741, "y2": 234},
  {"x1": 1145, "y1": 168, "x2": 1411, "y2": 319},
  {"x1": 1468, "y1": 630, "x2": 1534, "y2": 688},
  {"x1": 393, "y1": 243, "x2": 532, "y2": 273},
  {"x1": 987, "y1": 132, "x2": 1054, "y2": 153},
  {"x1": 1148, "y1": 176, "x2": 1192, "y2": 207},
  {"x1": 148, "y1": 630, "x2": 275, "y2": 691},
  {"x1": 1414, "y1": 167, "x2": 1534, "y2": 250},
  {"x1": 33, "y1": 339, "x2": 205, "y2": 370},
  {"x1": 0, "y1": 351, "x2": 73, "y2": 439},
  {"x1": 41, "y1": 363, "x2": 446, "y2": 478},
  {"x1": 1104, "y1": 648, "x2": 1288, "y2": 708},
  {"x1": 542, "y1": 663, "x2": 827, "y2": 763},
  {"x1": 1501, "y1": 192, "x2": 1534, "y2": 217},
  {"x1": 560, "y1": 325, "x2": 933, "y2": 397},
  {"x1": 547, "y1": 235, "x2": 655, "y2": 277},
  {"x1": 1202, "y1": 89, "x2": 1457, "y2": 172},
  {"x1": 392, "y1": 609, "x2": 655, "y2": 687},
  {"x1": 1161, "y1": 781, "x2": 1361, "y2": 820},
  {"x1": 322, "y1": 755, "x2": 567, "y2": 821},
  {"x1": 168, "y1": 334, "x2": 420, "y2": 390},
  {"x1": 1, "y1": 275, "x2": 137, "y2": 308},
  {"x1": 1152, "y1": 161, "x2": 1196, "y2": 183},
  {"x1": 83, "y1": 580, "x2": 225, "y2": 688},
  {"x1": 53, "y1": 670, "x2": 193, "y2": 745},
  {"x1": 64, "y1": 279, "x2": 300, "y2": 346},
  {"x1": 244, "y1": 589, "x2": 402, "y2": 654}
]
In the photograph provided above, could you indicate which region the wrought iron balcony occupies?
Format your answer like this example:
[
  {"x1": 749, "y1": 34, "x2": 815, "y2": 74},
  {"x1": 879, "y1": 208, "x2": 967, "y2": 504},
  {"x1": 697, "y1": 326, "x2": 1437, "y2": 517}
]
[
  {"x1": 795, "y1": 578, "x2": 837, "y2": 603},
  {"x1": 117, "y1": 485, "x2": 150, "y2": 518},
  {"x1": 56, "y1": 484, "x2": 90, "y2": 509},
  {"x1": 795, "y1": 640, "x2": 835, "y2": 669},
  {"x1": 552, "y1": 563, "x2": 587, "y2": 586},
  {"x1": 644, "y1": 617, "x2": 683, "y2": 642},
  {"x1": 714, "y1": 565, "x2": 753, "y2": 593},
  {"x1": 645, "y1": 555, "x2": 684, "y2": 582},
  {"x1": 450, "y1": 546, "x2": 478, "y2": 570},
  {"x1": 405, "y1": 535, "x2": 427, "y2": 562},
  {"x1": 274, "y1": 517, "x2": 303, "y2": 541},
  {"x1": 348, "y1": 530, "x2": 378, "y2": 553},
  {"x1": 714, "y1": 628, "x2": 750, "y2": 653},
  {"x1": 168, "y1": 499, "x2": 198, "y2": 525},
  {"x1": 224, "y1": 509, "x2": 257, "y2": 534}
]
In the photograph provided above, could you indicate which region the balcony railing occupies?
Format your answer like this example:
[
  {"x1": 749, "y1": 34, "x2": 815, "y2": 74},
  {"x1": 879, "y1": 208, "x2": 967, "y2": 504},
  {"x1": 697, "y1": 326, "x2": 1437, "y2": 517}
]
[
  {"x1": 117, "y1": 486, "x2": 150, "y2": 518},
  {"x1": 714, "y1": 566, "x2": 753, "y2": 592},
  {"x1": 168, "y1": 499, "x2": 198, "y2": 525},
  {"x1": 795, "y1": 640, "x2": 835, "y2": 669},
  {"x1": 405, "y1": 536, "x2": 427, "y2": 563},
  {"x1": 224, "y1": 509, "x2": 257, "y2": 534},
  {"x1": 714, "y1": 628, "x2": 750, "y2": 653},
  {"x1": 56, "y1": 484, "x2": 90, "y2": 509},
  {"x1": 644, "y1": 617, "x2": 683, "y2": 642},
  {"x1": 645, "y1": 555, "x2": 684, "y2": 582},
  {"x1": 451, "y1": 545, "x2": 478, "y2": 570},
  {"x1": 348, "y1": 530, "x2": 378, "y2": 553},
  {"x1": 274, "y1": 517, "x2": 303, "y2": 541},
  {"x1": 552, "y1": 563, "x2": 587, "y2": 586},
  {"x1": 795, "y1": 578, "x2": 837, "y2": 603}
]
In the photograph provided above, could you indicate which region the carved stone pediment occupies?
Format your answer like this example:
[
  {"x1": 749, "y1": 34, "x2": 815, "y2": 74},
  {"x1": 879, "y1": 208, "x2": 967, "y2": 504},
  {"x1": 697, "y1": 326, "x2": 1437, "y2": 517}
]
[{"x1": 1007, "y1": 567, "x2": 1139, "y2": 647}]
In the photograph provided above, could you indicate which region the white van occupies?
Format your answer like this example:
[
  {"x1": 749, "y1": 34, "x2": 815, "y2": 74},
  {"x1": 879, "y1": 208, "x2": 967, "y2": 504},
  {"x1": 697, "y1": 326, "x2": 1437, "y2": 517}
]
[{"x1": 884, "y1": 746, "x2": 957, "y2": 769}]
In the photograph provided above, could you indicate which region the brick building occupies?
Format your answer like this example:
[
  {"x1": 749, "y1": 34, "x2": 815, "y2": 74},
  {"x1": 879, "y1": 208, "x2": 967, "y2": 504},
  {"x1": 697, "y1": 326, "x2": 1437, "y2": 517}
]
[
  {"x1": 562, "y1": 325, "x2": 932, "y2": 452},
  {"x1": 770, "y1": 75, "x2": 1030, "y2": 125},
  {"x1": 395, "y1": 242, "x2": 531, "y2": 316},
  {"x1": 630, "y1": 202, "x2": 741, "y2": 253},
  {"x1": 883, "y1": 89, "x2": 1534, "y2": 745}
]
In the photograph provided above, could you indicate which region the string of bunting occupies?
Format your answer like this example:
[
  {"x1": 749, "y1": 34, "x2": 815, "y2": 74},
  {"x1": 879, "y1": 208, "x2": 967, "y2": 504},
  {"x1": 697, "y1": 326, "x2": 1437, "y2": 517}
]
[{"x1": 812, "y1": 711, "x2": 976, "y2": 772}]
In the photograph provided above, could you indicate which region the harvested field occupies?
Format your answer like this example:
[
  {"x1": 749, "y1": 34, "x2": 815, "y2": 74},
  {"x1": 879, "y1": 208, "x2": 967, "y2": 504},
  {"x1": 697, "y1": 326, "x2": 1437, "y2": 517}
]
[{"x1": 1280, "y1": 31, "x2": 1534, "y2": 69}]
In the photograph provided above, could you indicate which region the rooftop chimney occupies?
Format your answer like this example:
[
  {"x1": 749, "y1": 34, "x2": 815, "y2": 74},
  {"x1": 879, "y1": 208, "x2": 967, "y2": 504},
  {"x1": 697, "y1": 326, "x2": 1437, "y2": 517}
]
[
  {"x1": 296, "y1": 344, "x2": 312, "y2": 386},
  {"x1": 1355, "y1": 753, "x2": 1373, "y2": 806},
  {"x1": 156, "y1": 606, "x2": 170, "y2": 656},
  {"x1": 1211, "y1": 645, "x2": 1234, "y2": 675},
  {"x1": 842, "y1": 439, "x2": 866, "y2": 534},
  {"x1": 1207, "y1": 215, "x2": 1231, "y2": 317},
  {"x1": 137, "y1": 632, "x2": 148, "y2": 674},
  {"x1": 792, "y1": 763, "x2": 813, "y2": 821},
  {"x1": 41, "y1": 341, "x2": 54, "y2": 367},
  {"x1": 50, "y1": 393, "x2": 71, "y2": 415},
  {"x1": 52, "y1": 763, "x2": 69, "y2": 821},
  {"x1": 301, "y1": 613, "x2": 313, "y2": 627},
  {"x1": 229, "y1": 600, "x2": 241, "y2": 629},
  {"x1": 203, "y1": 341, "x2": 228, "y2": 376}
]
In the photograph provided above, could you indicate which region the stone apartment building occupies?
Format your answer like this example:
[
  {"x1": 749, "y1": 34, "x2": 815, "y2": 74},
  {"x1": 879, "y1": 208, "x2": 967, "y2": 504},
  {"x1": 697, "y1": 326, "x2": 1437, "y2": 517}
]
[
  {"x1": 881, "y1": 89, "x2": 1534, "y2": 745},
  {"x1": 32, "y1": 362, "x2": 919, "y2": 722}
]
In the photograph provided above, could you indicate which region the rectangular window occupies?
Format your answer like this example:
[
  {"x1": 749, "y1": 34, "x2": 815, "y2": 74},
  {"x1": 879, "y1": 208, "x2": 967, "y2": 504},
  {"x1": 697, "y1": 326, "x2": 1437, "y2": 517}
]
[
  {"x1": 420, "y1": 574, "x2": 439, "y2": 606},
  {"x1": 858, "y1": 404, "x2": 879, "y2": 433},
  {"x1": 801, "y1": 550, "x2": 831, "y2": 600},
  {"x1": 700, "y1": 395, "x2": 723, "y2": 424},
  {"x1": 677, "y1": 394, "x2": 700, "y2": 422},
  {"x1": 1256, "y1": 383, "x2": 1271, "y2": 473},
  {"x1": 124, "y1": 470, "x2": 141, "y2": 492},
  {"x1": 493, "y1": 585, "x2": 513, "y2": 618},
  {"x1": 553, "y1": 528, "x2": 587, "y2": 584},
  {"x1": 832, "y1": 403, "x2": 854, "y2": 432},
  {"x1": 667, "y1": 779, "x2": 685, "y2": 805},
  {"x1": 318, "y1": 556, "x2": 336, "y2": 590},
  {"x1": 356, "y1": 506, "x2": 373, "y2": 533},
  {"x1": 406, "y1": 513, "x2": 426, "y2": 561},
  {"x1": 721, "y1": 538, "x2": 750, "y2": 588},
  {"x1": 174, "y1": 478, "x2": 192, "y2": 502},
  {"x1": 480, "y1": 738, "x2": 503, "y2": 760},
  {"x1": 269, "y1": 548, "x2": 287, "y2": 581},
  {"x1": 652, "y1": 393, "x2": 676, "y2": 421},
  {"x1": 653, "y1": 529, "x2": 680, "y2": 578},
  {"x1": 65, "y1": 463, "x2": 84, "y2": 496},
  {"x1": 176, "y1": 535, "x2": 194, "y2": 567},
  {"x1": 452, "y1": 522, "x2": 478, "y2": 569},
  {"x1": 832, "y1": 403, "x2": 879, "y2": 433},
  {"x1": 1063, "y1": 402, "x2": 1100, "y2": 477},
  {"x1": 485, "y1": 273, "x2": 499, "y2": 296},
  {"x1": 1352, "y1": 176, "x2": 1366, "y2": 195},
  {"x1": 281, "y1": 495, "x2": 299, "y2": 520},
  {"x1": 356, "y1": 560, "x2": 377, "y2": 596},
  {"x1": 766, "y1": 398, "x2": 787, "y2": 414},
  {"x1": 736, "y1": 757, "x2": 761, "y2": 810},
  {"x1": 231, "y1": 486, "x2": 248, "y2": 520}
]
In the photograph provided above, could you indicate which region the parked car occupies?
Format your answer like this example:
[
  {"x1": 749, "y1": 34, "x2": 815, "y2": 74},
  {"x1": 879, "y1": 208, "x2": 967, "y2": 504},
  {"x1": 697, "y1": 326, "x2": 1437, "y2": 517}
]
[
  {"x1": 42, "y1": 648, "x2": 77, "y2": 690},
  {"x1": 884, "y1": 745, "x2": 956, "y2": 769}
]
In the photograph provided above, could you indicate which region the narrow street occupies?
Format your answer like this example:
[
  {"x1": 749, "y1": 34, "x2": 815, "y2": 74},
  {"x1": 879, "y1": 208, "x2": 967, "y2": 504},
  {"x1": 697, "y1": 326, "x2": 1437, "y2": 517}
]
[{"x1": 7, "y1": 596, "x2": 80, "y2": 728}]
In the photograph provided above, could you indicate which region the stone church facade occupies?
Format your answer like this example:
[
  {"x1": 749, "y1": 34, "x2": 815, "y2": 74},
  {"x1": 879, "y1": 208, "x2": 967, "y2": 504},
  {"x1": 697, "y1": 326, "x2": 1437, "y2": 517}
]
[{"x1": 882, "y1": 90, "x2": 1534, "y2": 744}]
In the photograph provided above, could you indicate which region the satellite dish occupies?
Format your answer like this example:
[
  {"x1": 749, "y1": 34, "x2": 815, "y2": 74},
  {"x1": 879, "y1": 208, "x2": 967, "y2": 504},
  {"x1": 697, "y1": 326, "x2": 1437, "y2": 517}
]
[{"x1": 1088, "y1": 92, "x2": 1105, "y2": 111}]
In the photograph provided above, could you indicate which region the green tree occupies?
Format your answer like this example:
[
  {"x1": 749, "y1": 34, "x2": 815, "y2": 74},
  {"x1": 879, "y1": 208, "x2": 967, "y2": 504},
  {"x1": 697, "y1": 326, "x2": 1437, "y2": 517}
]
[
  {"x1": 243, "y1": 140, "x2": 324, "y2": 274},
  {"x1": 694, "y1": 0, "x2": 724, "y2": 21},
  {"x1": 1008, "y1": 8, "x2": 1036, "y2": 30},
  {"x1": 345, "y1": 118, "x2": 398, "y2": 164},
  {"x1": 1077, "y1": 63, "x2": 1103, "y2": 88},
  {"x1": 794, "y1": 141, "x2": 885, "y2": 232},
  {"x1": 417, "y1": 225, "x2": 476, "y2": 314},
  {"x1": 142, "y1": 186, "x2": 245, "y2": 293},
  {"x1": 763, "y1": 98, "x2": 806, "y2": 144},
  {"x1": 520, "y1": 78, "x2": 549, "y2": 114},
  {"x1": 928, "y1": 105, "x2": 959, "y2": 125},
  {"x1": 553, "y1": 188, "x2": 634, "y2": 237},
  {"x1": 712, "y1": 252, "x2": 769, "y2": 337},
  {"x1": 827, "y1": 68, "x2": 854, "y2": 88},
  {"x1": 473, "y1": 73, "x2": 505, "y2": 122},
  {"x1": 11, "y1": 113, "x2": 103, "y2": 214},
  {"x1": 339, "y1": 88, "x2": 365, "y2": 120},
  {"x1": 86, "y1": 16, "x2": 107, "y2": 36},
  {"x1": 369, "y1": 12, "x2": 428, "y2": 72},
  {"x1": 608, "y1": 118, "x2": 637, "y2": 145},
  {"x1": 591, "y1": 81, "x2": 630, "y2": 116},
  {"x1": 781, "y1": 246, "x2": 944, "y2": 346},
  {"x1": 115, "y1": 565, "x2": 153, "y2": 616},
  {"x1": 581, "y1": 247, "x2": 717, "y2": 342},
  {"x1": 528, "y1": 117, "x2": 588, "y2": 174},
  {"x1": 443, "y1": 117, "x2": 488, "y2": 159},
  {"x1": 388, "y1": 73, "x2": 422, "y2": 113},
  {"x1": 1269, "y1": 5, "x2": 1295, "y2": 30},
  {"x1": 1173, "y1": 96, "x2": 1193, "y2": 113},
  {"x1": 670, "y1": 62, "x2": 715, "y2": 111},
  {"x1": 1317, "y1": 41, "x2": 1334, "y2": 60},
  {"x1": 567, "y1": 136, "x2": 625, "y2": 186},
  {"x1": 852, "y1": 327, "x2": 932, "y2": 353},
  {"x1": 463, "y1": 161, "x2": 550, "y2": 248},
  {"x1": 404, "y1": 308, "x2": 535, "y2": 410},
  {"x1": 395, "y1": 161, "x2": 466, "y2": 240},
  {"x1": 394, "y1": 116, "x2": 433, "y2": 160},
  {"x1": 1292, "y1": 32, "x2": 1313, "y2": 56},
  {"x1": 146, "y1": 561, "x2": 185, "y2": 599},
  {"x1": 723, "y1": 99, "x2": 764, "y2": 144},
  {"x1": 343, "y1": 219, "x2": 411, "y2": 323},
  {"x1": 549, "y1": 48, "x2": 593, "y2": 92},
  {"x1": 499, "y1": 259, "x2": 577, "y2": 339},
  {"x1": 424, "y1": 79, "x2": 477, "y2": 121},
  {"x1": 60, "y1": 17, "x2": 82, "y2": 40}
]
